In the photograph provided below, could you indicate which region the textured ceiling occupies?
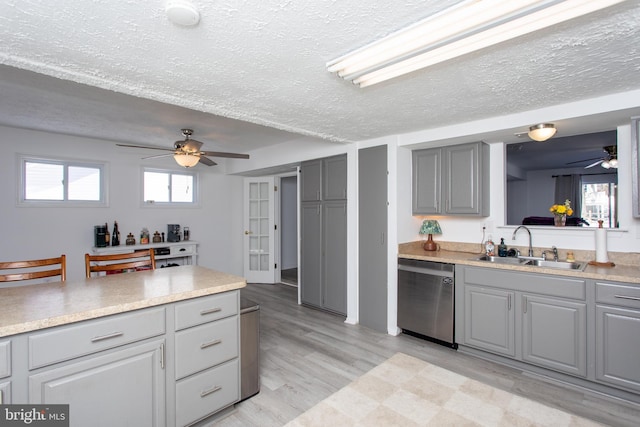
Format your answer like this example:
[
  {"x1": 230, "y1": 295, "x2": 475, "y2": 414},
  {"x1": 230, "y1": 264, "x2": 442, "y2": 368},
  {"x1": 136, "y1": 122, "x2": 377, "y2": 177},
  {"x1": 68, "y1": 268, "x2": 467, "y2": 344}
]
[{"x1": 1, "y1": 0, "x2": 640, "y2": 154}]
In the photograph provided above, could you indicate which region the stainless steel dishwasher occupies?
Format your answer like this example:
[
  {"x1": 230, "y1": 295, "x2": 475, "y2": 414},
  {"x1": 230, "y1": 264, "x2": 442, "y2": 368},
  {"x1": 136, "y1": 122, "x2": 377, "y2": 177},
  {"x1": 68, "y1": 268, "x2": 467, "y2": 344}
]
[{"x1": 397, "y1": 258, "x2": 456, "y2": 348}]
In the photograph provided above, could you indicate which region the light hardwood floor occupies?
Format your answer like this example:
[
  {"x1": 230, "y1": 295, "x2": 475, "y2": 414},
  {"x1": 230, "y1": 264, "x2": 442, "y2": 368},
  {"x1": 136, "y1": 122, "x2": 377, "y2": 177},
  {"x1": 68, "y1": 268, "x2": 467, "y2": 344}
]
[{"x1": 213, "y1": 283, "x2": 640, "y2": 427}]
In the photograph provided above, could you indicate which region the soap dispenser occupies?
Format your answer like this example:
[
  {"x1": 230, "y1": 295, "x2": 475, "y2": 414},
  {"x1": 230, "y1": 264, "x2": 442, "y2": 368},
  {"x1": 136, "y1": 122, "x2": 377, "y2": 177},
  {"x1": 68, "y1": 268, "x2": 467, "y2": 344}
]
[{"x1": 498, "y1": 238, "x2": 507, "y2": 257}]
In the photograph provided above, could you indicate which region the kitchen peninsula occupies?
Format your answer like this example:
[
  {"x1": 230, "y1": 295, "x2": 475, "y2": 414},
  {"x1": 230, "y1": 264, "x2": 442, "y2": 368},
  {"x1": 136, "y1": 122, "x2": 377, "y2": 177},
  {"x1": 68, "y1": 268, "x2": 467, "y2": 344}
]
[{"x1": 0, "y1": 265, "x2": 246, "y2": 427}]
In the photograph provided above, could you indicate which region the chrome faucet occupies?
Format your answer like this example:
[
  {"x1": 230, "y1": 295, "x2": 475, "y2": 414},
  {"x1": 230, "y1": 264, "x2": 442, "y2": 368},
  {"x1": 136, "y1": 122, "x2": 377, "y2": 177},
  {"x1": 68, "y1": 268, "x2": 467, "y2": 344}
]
[
  {"x1": 542, "y1": 246, "x2": 559, "y2": 261},
  {"x1": 512, "y1": 225, "x2": 534, "y2": 257}
]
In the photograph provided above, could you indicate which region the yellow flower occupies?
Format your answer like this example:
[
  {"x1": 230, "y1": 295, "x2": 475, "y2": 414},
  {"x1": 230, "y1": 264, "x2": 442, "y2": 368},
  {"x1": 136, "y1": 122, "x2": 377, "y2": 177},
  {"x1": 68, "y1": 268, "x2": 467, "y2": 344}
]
[{"x1": 550, "y1": 199, "x2": 573, "y2": 217}]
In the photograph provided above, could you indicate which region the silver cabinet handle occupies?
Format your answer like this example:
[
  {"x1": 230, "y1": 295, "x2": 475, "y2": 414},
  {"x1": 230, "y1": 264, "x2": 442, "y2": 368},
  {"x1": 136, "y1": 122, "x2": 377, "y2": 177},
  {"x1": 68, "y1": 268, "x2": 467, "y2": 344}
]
[
  {"x1": 508, "y1": 294, "x2": 511, "y2": 311},
  {"x1": 614, "y1": 295, "x2": 640, "y2": 302},
  {"x1": 160, "y1": 343, "x2": 165, "y2": 369},
  {"x1": 200, "y1": 307, "x2": 222, "y2": 316},
  {"x1": 200, "y1": 339, "x2": 221, "y2": 349},
  {"x1": 91, "y1": 331, "x2": 123, "y2": 342},
  {"x1": 200, "y1": 385, "x2": 221, "y2": 398},
  {"x1": 522, "y1": 296, "x2": 527, "y2": 314}
]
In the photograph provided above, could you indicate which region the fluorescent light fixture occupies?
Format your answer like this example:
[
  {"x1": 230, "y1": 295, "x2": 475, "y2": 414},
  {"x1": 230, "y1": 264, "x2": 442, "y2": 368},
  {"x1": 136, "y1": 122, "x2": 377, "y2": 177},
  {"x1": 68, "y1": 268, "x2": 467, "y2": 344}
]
[
  {"x1": 528, "y1": 123, "x2": 557, "y2": 141},
  {"x1": 327, "y1": 0, "x2": 625, "y2": 88},
  {"x1": 174, "y1": 153, "x2": 200, "y2": 167}
]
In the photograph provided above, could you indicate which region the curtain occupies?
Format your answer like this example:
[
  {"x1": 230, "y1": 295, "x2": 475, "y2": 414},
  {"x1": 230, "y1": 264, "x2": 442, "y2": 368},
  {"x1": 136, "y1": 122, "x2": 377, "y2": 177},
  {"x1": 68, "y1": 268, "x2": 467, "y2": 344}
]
[{"x1": 555, "y1": 174, "x2": 581, "y2": 217}]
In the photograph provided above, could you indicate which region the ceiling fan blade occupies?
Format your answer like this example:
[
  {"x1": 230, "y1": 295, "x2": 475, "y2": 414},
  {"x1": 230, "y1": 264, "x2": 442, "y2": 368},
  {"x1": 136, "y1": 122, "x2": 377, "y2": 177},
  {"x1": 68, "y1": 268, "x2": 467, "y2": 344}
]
[
  {"x1": 116, "y1": 143, "x2": 174, "y2": 152},
  {"x1": 585, "y1": 159, "x2": 604, "y2": 169},
  {"x1": 142, "y1": 153, "x2": 175, "y2": 160},
  {"x1": 199, "y1": 156, "x2": 217, "y2": 166},
  {"x1": 200, "y1": 151, "x2": 250, "y2": 159},
  {"x1": 565, "y1": 156, "x2": 602, "y2": 165}
]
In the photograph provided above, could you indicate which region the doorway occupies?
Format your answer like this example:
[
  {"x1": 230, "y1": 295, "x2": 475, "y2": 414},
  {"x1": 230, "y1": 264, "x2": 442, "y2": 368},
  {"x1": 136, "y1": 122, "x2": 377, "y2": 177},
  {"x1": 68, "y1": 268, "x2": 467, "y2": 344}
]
[{"x1": 280, "y1": 175, "x2": 298, "y2": 286}]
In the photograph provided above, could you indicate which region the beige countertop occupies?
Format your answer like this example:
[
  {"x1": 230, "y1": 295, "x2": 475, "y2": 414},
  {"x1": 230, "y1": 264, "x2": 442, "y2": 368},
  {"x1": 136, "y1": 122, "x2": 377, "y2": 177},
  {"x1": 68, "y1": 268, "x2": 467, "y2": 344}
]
[
  {"x1": 399, "y1": 241, "x2": 640, "y2": 285},
  {"x1": 0, "y1": 265, "x2": 246, "y2": 338}
]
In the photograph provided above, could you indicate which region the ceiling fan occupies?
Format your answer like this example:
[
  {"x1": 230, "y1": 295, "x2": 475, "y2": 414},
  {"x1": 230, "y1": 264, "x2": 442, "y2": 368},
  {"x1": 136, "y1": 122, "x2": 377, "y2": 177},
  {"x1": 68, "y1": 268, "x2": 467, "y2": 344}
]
[
  {"x1": 117, "y1": 129, "x2": 250, "y2": 167},
  {"x1": 565, "y1": 145, "x2": 618, "y2": 169}
]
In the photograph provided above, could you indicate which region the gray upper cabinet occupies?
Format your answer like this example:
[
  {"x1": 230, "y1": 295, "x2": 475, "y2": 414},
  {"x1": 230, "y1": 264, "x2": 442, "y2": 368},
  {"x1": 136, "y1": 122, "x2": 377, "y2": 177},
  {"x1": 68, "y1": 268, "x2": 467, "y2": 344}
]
[
  {"x1": 323, "y1": 155, "x2": 348, "y2": 200},
  {"x1": 413, "y1": 142, "x2": 489, "y2": 216},
  {"x1": 300, "y1": 159, "x2": 322, "y2": 201}
]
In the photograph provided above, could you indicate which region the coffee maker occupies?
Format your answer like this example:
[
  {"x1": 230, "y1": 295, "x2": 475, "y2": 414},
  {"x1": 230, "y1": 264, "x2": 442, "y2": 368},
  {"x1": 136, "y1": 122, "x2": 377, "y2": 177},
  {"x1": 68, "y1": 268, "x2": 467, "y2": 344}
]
[{"x1": 167, "y1": 224, "x2": 181, "y2": 242}]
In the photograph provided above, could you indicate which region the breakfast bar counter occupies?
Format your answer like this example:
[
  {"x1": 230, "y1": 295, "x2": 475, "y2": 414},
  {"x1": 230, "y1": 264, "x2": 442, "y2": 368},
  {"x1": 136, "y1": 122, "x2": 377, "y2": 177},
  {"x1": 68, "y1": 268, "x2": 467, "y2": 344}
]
[{"x1": 0, "y1": 265, "x2": 246, "y2": 337}]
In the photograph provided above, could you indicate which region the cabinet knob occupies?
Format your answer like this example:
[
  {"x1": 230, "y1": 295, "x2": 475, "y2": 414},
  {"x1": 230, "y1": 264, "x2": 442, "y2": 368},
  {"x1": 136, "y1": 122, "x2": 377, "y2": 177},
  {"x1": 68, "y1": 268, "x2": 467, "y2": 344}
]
[{"x1": 244, "y1": 230, "x2": 252, "y2": 235}]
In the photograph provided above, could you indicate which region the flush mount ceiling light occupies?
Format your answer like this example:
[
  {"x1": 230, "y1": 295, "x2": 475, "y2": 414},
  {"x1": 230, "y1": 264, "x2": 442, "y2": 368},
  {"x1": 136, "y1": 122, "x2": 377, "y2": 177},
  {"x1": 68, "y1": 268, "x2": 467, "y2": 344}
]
[
  {"x1": 528, "y1": 123, "x2": 557, "y2": 141},
  {"x1": 165, "y1": 0, "x2": 200, "y2": 26},
  {"x1": 327, "y1": 0, "x2": 624, "y2": 88}
]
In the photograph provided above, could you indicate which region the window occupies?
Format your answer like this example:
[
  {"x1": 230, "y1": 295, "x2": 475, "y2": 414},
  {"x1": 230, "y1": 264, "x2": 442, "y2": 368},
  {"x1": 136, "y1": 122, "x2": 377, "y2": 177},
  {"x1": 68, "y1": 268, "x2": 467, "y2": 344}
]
[
  {"x1": 580, "y1": 174, "x2": 618, "y2": 228},
  {"x1": 20, "y1": 156, "x2": 106, "y2": 205},
  {"x1": 143, "y1": 168, "x2": 197, "y2": 205}
]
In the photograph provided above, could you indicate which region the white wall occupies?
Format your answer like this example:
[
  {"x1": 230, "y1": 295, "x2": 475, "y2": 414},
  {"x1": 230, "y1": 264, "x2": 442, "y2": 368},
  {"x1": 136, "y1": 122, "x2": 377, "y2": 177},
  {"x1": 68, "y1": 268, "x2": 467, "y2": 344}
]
[{"x1": 0, "y1": 126, "x2": 245, "y2": 281}]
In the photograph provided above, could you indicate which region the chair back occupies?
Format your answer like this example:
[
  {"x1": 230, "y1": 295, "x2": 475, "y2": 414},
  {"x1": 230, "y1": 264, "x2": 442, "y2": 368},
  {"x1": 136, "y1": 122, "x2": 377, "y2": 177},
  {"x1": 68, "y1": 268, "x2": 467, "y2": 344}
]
[
  {"x1": 85, "y1": 249, "x2": 156, "y2": 278},
  {"x1": 0, "y1": 255, "x2": 67, "y2": 283}
]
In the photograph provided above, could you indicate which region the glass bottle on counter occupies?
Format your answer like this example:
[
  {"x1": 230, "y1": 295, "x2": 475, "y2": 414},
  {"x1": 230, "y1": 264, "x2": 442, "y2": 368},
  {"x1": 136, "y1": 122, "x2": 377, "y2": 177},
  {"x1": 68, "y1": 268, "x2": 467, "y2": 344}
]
[
  {"x1": 112, "y1": 221, "x2": 120, "y2": 246},
  {"x1": 105, "y1": 223, "x2": 110, "y2": 246}
]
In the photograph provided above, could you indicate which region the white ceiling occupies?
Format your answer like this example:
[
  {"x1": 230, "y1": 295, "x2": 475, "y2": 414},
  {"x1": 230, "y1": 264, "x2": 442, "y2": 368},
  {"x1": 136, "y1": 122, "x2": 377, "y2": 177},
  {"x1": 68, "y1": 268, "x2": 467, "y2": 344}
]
[{"x1": 1, "y1": 1, "x2": 640, "y2": 157}]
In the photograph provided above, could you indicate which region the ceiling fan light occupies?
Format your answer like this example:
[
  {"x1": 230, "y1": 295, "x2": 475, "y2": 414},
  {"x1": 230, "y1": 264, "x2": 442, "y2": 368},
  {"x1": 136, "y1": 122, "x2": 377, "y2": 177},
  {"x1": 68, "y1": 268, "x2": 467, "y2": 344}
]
[
  {"x1": 601, "y1": 160, "x2": 611, "y2": 169},
  {"x1": 174, "y1": 153, "x2": 200, "y2": 167},
  {"x1": 528, "y1": 123, "x2": 557, "y2": 142},
  {"x1": 607, "y1": 158, "x2": 618, "y2": 168}
]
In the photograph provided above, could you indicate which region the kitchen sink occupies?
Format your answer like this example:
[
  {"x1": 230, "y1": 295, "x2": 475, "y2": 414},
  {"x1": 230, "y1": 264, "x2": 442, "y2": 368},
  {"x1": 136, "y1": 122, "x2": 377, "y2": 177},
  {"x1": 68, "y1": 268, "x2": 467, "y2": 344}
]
[
  {"x1": 525, "y1": 259, "x2": 587, "y2": 271},
  {"x1": 475, "y1": 255, "x2": 587, "y2": 271},
  {"x1": 475, "y1": 255, "x2": 530, "y2": 265}
]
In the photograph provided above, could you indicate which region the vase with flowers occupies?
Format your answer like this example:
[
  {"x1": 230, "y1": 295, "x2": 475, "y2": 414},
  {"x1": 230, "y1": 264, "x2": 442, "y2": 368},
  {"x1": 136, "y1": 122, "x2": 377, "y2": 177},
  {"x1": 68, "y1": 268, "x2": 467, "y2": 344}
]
[{"x1": 549, "y1": 199, "x2": 573, "y2": 227}]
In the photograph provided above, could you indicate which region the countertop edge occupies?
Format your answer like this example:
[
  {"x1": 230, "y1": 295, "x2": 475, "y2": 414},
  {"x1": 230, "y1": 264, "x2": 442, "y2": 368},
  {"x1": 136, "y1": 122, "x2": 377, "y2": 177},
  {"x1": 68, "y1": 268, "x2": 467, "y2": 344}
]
[{"x1": 398, "y1": 250, "x2": 640, "y2": 284}]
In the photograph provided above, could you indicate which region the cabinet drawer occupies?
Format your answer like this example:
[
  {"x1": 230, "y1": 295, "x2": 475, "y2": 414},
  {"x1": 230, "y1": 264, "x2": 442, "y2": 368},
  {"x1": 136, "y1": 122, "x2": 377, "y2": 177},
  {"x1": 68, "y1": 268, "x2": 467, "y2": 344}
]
[
  {"x1": 596, "y1": 282, "x2": 640, "y2": 309},
  {"x1": 176, "y1": 358, "x2": 239, "y2": 427},
  {"x1": 462, "y1": 267, "x2": 586, "y2": 300},
  {"x1": 170, "y1": 244, "x2": 195, "y2": 256},
  {"x1": 29, "y1": 307, "x2": 165, "y2": 369},
  {"x1": 175, "y1": 316, "x2": 238, "y2": 379},
  {"x1": 175, "y1": 291, "x2": 238, "y2": 331},
  {"x1": 0, "y1": 341, "x2": 10, "y2": 379}
]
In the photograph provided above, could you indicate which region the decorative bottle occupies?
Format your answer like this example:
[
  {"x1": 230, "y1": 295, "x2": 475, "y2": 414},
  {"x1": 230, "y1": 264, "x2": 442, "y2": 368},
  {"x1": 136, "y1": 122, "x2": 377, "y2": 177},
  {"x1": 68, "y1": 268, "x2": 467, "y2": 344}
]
[
  {"x1": 104, "y1": 223, "x2": 110, "y2": 246},
  {"x1": 112, "y1": 221, "x2": 120, "y2": 246}
]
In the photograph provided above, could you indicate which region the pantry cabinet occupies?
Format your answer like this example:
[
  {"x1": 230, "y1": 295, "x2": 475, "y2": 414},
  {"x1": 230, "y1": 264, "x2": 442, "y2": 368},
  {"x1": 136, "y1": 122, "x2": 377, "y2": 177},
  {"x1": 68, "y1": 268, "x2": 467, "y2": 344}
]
[
  {"x1": 413, "y1": 141, "x2": 489, "y2": 216},
  {"x1": 300, "y1": 155, "x2": 347, "y2": 315}
]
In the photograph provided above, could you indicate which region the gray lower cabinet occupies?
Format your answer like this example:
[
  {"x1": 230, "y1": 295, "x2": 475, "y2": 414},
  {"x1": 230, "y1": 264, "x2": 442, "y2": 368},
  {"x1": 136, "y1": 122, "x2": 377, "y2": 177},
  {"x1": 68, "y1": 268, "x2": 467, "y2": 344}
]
[
  {"x1": 322, "y1": 201, "x2": 347, "y2": 314},
  {"x1": 522, "y1": 294, "x2": 586, "y2": 377},
  {"x1": 464, "y1": 285, "x2": 515, "y2": 357},
  {"x1": 300, "y1": 201, "x2": 347, "y2": 315},
  {"x1": 413, "y1": 142, "x2": 489, "y2": 216},
  {"x1": 301, "y1": 202, "x2": 322, "y2": 308},
  {"x1": 595, "y1": 281, "x2": 640, "y2": 393},
  {"x1": 7, "y1": 290, "x2": 241, "y2": 427},
  {"x1": 458, "y1": 266, "x2": 587, "y2": 378},
  {"x1": 29, "y1": 339, "x2": 165, "y2": 427}
]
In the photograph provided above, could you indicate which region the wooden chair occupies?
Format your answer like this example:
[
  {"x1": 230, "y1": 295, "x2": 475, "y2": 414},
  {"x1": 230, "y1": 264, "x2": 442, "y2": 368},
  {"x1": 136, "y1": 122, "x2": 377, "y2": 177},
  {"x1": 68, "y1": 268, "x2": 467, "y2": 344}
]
[
  {"x1": 85, "y1": 250, "x2": 156, "y2": 278},
  {"x1": 0, "y1": 255, "x2": 66, "y2": 283}
]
